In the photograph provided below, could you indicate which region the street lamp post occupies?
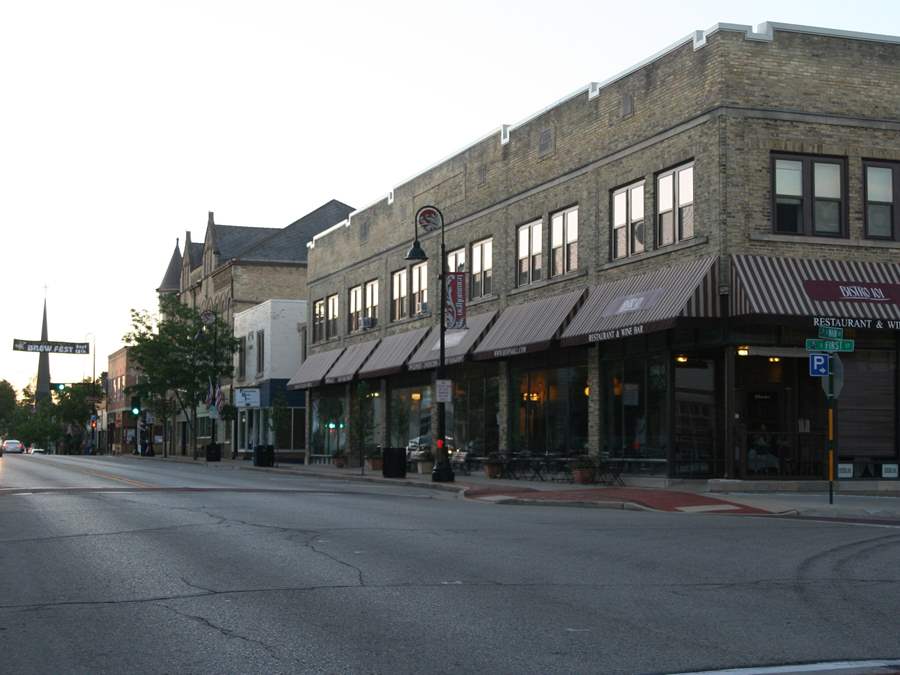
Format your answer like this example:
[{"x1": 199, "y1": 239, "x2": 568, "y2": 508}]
[
  {"x1": 406, "y1": 206, "x2": 454, "y2": 483},
  {"x1": 200, "y1": 310, "x2": 218, "y2": 447}
]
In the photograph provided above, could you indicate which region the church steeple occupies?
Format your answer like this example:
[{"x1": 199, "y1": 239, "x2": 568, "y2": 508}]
[{"x1": 35, "y1": 298, "x2": 50, "y2": 402}]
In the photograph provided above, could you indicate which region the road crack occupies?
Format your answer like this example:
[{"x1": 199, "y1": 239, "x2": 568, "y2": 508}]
[{"x1": 157, "y1": 602, "x2": 281, "y2": 659}]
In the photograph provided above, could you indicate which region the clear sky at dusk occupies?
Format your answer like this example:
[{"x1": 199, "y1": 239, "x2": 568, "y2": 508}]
[{"x1": 2, "y1": 0, "x2": 899, "y2": 392}]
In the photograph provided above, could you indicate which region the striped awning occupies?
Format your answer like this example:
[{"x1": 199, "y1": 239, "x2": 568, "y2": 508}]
[
  {"x1": 407, "y1": 311, "x2": 498, "y2": 370},
  {"x1": 561, "y1": 256, "x2": 719, "y2": 346},
  {"x1": 324, "y1": 339, "x2": 380, "y2": 384},
  {"x1": 472, "y1": 289, "x2": 586, "y2": 360},
  {"x1": 731, "y1": 255, "x2": 900, "y2": 322},
  {"x1": 286, "y1": 347, "x2": 345, "y2": 390},
  {"x1": 357, "y1": 326, "x2": 430, "y2": 379}
]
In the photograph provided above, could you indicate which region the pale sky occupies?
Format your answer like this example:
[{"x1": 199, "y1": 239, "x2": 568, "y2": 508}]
[{"x1": 2, "y1": 0, "x2": 898, "y2": 393}]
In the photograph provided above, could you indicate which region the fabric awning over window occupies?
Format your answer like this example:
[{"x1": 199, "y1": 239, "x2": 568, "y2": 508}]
[
  {"x1": 357, "y1": 326, "x2": 430, "y2": 379},
  {"x1": 472, "y1": 289, "x2": 586, "y2": 360},
  {"x1": 324, "y1": 339, "x2": 380, "y2": 384},
  {"x1": 406, "y1": 311, "x2": 498, "y2": 371},
  {"x1": 560, "y1": 256, "x2": 719, "y2": 347},
  {"x1": 731, "y1": 254, "x2": 900, "y2": 323},
  {"x1": 286, "y1": 347, "x2": 345, "y2": 390}
]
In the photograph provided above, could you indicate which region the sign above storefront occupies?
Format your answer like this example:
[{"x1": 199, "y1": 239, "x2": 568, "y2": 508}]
[
  {"x1": 814, "y1": 316, "x2": 900, "y2": 331},
  {"x1": 235, "y1": 388, "x2": 261, "y2": 408},
  {"x1": 804, "y1": 280, "x2": 900, "y2": 305}
]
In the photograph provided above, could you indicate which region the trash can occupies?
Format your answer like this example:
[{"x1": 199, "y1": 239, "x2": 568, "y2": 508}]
[
  {"x1": 382, "y1": 447, "x2": 406, "y2": 478},
  {"x1": 205, "y1": 443, "x2": 221, "y2": 462},
  {"x1": 254, "y1": 445, "x2": 274, "y2": 467}
]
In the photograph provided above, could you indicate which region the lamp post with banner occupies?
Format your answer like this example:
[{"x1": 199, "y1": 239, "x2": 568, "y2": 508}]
[
  {"x1": 199, "y1": 309, "x2": 219, "y2": 446},
  {"x1": 406, "y1": 205, "x2": 456, "y2": 482}
]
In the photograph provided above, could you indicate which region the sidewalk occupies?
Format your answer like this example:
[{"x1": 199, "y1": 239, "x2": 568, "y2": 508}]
[{"x1": 126, "y1": 453, "x2": 900, "y2": 522}]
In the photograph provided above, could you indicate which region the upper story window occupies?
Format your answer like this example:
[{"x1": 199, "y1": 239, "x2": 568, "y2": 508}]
[
  {"x1": 237, "y1": 336, "x2": 246, "y2": 378},
  {"x1": 613, "y1": 183, "x2": 645, "y2": 259},
  {"x1": 551, "y1": 206, "x2": 578, "y2": 276},
  {"x1": 865, "y1": 161, "x2": 899, "y2": 240},
  {"x1": 658, "y1": 163, "x2": 693, "y2": 246},
  {"x1": 773, "y1": 154, "x2": 845, "y2": 237},
  {"x1": 517, "y1": 220, "x2": 542, "y2": 286},
  {"x1": 348, "y1": 285, "x2": 362, "y2": 332},
  {"x1": 447, "y1": 248, "x2": 466, "y2": 273},
  {"x1": 364, "y1": 279, "x2": 379, "y2": 327},
  {"x1": 391, "y1": 269, "x2": 408, "y2": 321},
  {"x1": 471, "y1": 238, "x2": 493, "y2": 299},
  {"x1": 312, "y1": 299, "x2": 325, "y2": 343},
  {"x1": 255, "y1": 329, "x2": 265, "y2": 375},
  {"x1": 326, "y1": 294, "x2": 339, "y2": 339},
  {"x1": 411, "y1": 262, "x2": 428, "y2": 315}
]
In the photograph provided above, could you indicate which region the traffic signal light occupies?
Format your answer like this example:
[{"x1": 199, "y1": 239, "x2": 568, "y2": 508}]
[
  {"x1": 130, "y1": 396, "x2": 141, "y2": 416},
  {"x1": 50, "y1": 382, "x2": 67, "y2": 391},
  {"x1": 90, "y1": 419, "x2": 97, "y2": 430}
]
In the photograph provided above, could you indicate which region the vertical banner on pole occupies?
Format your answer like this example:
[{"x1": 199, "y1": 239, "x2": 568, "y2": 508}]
[{"x1": 445, "y1": 272, "x2": 467, "y2": 329}]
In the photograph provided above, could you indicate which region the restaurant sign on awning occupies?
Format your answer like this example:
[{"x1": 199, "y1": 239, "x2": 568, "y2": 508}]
[{"x1": 13, "y1": 339, "x2": 89, "y2": 354}]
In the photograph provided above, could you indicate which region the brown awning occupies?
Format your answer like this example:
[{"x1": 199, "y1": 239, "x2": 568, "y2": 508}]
[
  {"x1": 472, "y1": 289, "x2": 586, "y2": 360},
  {"x1": 324, "y1": 339, "x2": 380, "y2": 384},
  {"x1": 286, "y1": 347, "x2": 344, "y2": 389},
  {"x1": 732, "y1": 254, "x2": 900, "y2": 323},
  {"x1": 357, "y1": 326, "x2": 430, "y2": 379},
  {"x1": 561, "y1": 256, "x2": 719, "y2": 346},
  {"x1": 407, "y1": 311, "x2": 498, "y2": 371}
]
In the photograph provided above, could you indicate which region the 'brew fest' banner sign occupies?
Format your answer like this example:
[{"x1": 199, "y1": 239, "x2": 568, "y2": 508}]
[{"x1": 13, "y1": 340, "x2": 90, "y2": 355}]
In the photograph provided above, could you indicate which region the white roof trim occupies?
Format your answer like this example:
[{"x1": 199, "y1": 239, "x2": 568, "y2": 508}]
[{"x1": 309, "y1": 21, "x2": 899, "y2": 250}]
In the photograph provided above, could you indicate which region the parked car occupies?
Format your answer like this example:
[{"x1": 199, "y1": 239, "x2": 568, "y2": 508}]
[
  {"x1": 2, "y1": 439, "x2": 25, "y2": 454},
  {"x1": 29, "y1": 447, "x2": 47, "y2": 454}
]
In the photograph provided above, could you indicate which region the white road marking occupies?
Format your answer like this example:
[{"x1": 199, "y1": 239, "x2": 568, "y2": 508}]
[{"x1": 671, "y1": 657, "x2": 900, "y2": 674}]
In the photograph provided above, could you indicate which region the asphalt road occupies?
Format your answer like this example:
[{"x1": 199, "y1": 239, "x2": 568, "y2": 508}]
[{"x1": 1, "y1": 455, "x2": 898, "y2": 675}]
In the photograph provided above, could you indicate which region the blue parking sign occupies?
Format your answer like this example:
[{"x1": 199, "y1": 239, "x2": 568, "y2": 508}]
[{"x1": 809, "y1": 353, "x2": 829, "y2": 377}]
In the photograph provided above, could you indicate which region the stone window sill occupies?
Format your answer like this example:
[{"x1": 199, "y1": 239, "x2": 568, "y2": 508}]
[
  {"x1": 749, "y1": 232, "x2": 900, "y2": 249},
  {"x1": 509, "y1": 269, "x2": 589, "y2": 297},
  {"x1": 600, "y1": 236, "x2": 709, "y2": 271}
]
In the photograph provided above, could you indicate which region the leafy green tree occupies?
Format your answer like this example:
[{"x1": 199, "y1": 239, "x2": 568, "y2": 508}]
[
  {"x1": 0, "y1": 380, "x2": 16, "y2": 435},
  {"x1": 11, "y1": 399, "x2": 63, "y2": 450},
  {"x1": 55, "y1": 378, "x2": 104, "y2": 453},
  {"x1": 125, "y1": 294, "x2": 238, "y2": 456}
]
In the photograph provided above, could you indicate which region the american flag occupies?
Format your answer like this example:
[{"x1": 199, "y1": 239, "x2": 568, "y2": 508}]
[
  {"x1": 204, "y1": 379, "x2": 214, "y2": 406},
  {"x1": 214, "y1": 384, "x2": 225, "y2": 414}
]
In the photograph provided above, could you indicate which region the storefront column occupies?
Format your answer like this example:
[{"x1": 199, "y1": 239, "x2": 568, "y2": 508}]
[
  {"x1": 724, "y1": 345, "x2": 736, "y2": 479},
  {"x1": 498, "y1": 360, "x2": 510, "y2": 450},
  {"x1": 588, "y1": 345, "x2": 602, "y2": 456},
  {"x1": 304, "y1": 390, "x2": 312, "y2": 459},
  {"x1": 376, "y1": 379, "x2": 389, "y2": 448}
]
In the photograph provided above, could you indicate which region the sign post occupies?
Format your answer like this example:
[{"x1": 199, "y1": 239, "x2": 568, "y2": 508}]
[{"x1": 807, "y1": 337, "x2": 847, "y2": 504}]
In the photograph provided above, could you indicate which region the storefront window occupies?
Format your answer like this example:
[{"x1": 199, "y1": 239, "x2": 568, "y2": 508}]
[
  {"x1": 603, "y1": 355, "x2": 669, "y2": 473},
  {"x1": 310, "y1": 393, "x2": 347, "y2": 455},
  {"x1": 390, "y1": 385, "x2": 432, "y2": 449},
  {"x1": 511, "y1": 365, "x2": 588, "y2": 453},
  {"x1": 673, "y1": 357, "x2": 716, "y2": 476},
  {"x1": 445, "y1": 374, "x2": 500, "y2": 454}
]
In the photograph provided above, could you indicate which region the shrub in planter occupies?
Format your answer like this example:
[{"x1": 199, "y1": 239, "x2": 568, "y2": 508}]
[
  {"x1": 332, "y1": 449, "x2": 347, "y2": 468},
  {"x1": 571, "y1": 455, "x2": 596, "y2": 484},
  {"x1": 366, "y1": 448, "x2": 383, "y2": 471},
  {"x1": 484, "y1": 452, "x2": 504, "y2": 479}
]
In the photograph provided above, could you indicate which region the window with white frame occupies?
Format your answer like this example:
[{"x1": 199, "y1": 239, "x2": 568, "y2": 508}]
[
  {"x1": 312, "y1": 299, "x2": 325, "y2": 343},
  {"x1": 613, "y1": 182, "x2": 645, "y2": 259},
  {"x1": 517, "y1": 220, "x2": 542, "y2": 286},
  {"x1": 256, "y1": 329, "x2": 265, "y2": 376},
  {"x1": 447, "y1": 248, "x2": 466, "y2": 273},
  {"x1": 471, "y1": 238, "x2": 492, "y2": 299},
  {"x1": 391, "y1": 269, "x2": 408, "y2": 321},
  {"x1": 657, "y1": 163, "x2": 694, "y2": 246},
  {"x1": 348, "y1": 285, "x2": 362, "y2": 332},
  {"x1": 551, "y1": 206, "x2": 578, "y2": 275},
  {"x1": 364, "y1": 279, "x2": 379, "y2": 327},
  {"x1": 411, "y1": 262, "x2": 428, "y2": 315},
  {"x1": 326, "y1": 294, "x2": 339, "y2": 339}
]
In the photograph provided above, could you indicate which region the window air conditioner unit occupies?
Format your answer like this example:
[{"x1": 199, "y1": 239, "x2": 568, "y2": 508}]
[
  {"x1": 361, "y1": 316, "x2": 375, "y2": 330},
  {"x1": 420, "y1": 302, "x2": 430, "y2": 315}
]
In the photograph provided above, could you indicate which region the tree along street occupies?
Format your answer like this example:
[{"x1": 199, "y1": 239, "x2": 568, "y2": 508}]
[{"x1": 1, "y1": 455, "x2": 898, "y2": 674}]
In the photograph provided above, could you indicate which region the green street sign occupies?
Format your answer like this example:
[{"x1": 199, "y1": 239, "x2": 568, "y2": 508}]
[
  {"x1": 818, "y1": 326, "x2": 844, "y2": 339},
  {"x1": 806, "y1": 338, "x2": 855, "y2": 353}
]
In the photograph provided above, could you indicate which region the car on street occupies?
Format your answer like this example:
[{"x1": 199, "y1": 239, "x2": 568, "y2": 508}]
[
  {"x1": 28, "y1": 447, "x2": 47, "y2": 454},
  {"x1": 1, "y1": 439, "x2": 25, "y2": 454}
]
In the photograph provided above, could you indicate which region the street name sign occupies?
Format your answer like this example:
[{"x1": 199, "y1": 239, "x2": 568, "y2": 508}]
[
  {"x1": 818, "y1": 326, "x2": 844, "y2": 339},
  {"x1": 805, "y1": 338, "x2": 855, "y2": 352},
  {"x1": 808, "y1": 353, "x2": 829, "y2": 377}
]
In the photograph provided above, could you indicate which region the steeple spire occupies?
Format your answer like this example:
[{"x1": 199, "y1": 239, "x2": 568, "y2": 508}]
[{"x1": 36, "y1": 297, "x2": 51, "y2": 402}]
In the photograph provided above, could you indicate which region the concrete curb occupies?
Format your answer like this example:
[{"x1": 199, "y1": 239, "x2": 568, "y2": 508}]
[{"x1": 485, "y1": 497, "x2": 650, "y2": 511}]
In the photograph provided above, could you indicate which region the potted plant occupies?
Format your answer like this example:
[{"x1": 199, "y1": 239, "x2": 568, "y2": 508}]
[
  {"x1": 571, "y1": 455, "x2": 596, "y2": 484},
  {"x1": 484, "y1": 452, "x2": 504, "y2": 479},
  {"x1": 416, "y1": 448, "x2": 434, "y2": 474},
  {"x1": 366, "y1": 447, "x2": 383, "y2": 471},
  {"x1": 332, "y1": 448, "x2": 347, "y2": 468}
]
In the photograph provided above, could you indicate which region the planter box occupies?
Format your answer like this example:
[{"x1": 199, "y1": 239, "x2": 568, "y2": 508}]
[
  {"x1": 484, "y1": 462, "x2": 502, "y2": 479},
  {"x1": 573, "y1": 468, "x2": 595, "y2": 484},
  {"x1": 367, "y1": 457, "x2": 383, "y2": 471},
  {"x1": 417, "y1": 460, "x2": 434, "y2": 474}
]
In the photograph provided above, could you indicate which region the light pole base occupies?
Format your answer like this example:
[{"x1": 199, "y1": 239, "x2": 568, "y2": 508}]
[{"x1": 432, "y1": 460, "x2": 455, "y2": 482}]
